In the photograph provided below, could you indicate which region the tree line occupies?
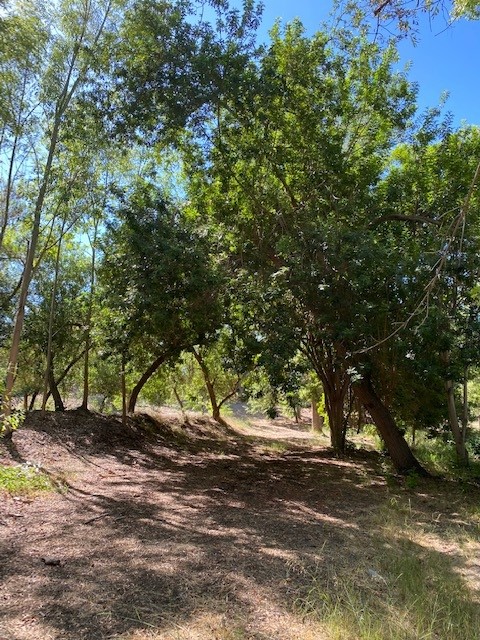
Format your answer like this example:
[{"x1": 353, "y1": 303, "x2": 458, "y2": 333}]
[{"x1": 1, "y1": 0, "x2": 480, "y2": 475}]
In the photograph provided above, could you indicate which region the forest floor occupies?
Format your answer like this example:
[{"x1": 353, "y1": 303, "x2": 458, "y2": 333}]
[{"x1": 1, "y1": 407, "x2": 480, "y2": 640}]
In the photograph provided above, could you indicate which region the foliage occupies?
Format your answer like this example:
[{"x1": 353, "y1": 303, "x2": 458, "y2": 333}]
[
  {"x1": 98, "y1": 179, "x2": 223, "y2": 410},
  {"x1": 365, "y1": 0, "x2": 480, "y2": 37},
  {"x1": 1, "y1": 0, "x2": 480, "y2": 473},
  {"x1": 411, "y1": 431, "x2": 480, "y2": 478},
  {"x1": 0, "y1": 461, "x2": 54, "y2": 495},
  {"x1": 0, "y1": 408, "x2": 24, "y2": 437}
]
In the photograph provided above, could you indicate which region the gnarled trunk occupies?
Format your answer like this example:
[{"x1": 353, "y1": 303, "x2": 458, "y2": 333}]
[
  {"x1": 303, "y1": 339, "x2": 349, "y2": 453},
  {"x1": 354, "y1": 376, "x2": 428, "y2": 476},
  {"x1": 48, "y1": 362, "x2": 65, "y2": 412}
]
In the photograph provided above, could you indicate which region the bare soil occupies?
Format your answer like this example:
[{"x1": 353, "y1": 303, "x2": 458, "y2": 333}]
[{"x1": 1, "y1": 408, "x2": 479, "y2": 640}]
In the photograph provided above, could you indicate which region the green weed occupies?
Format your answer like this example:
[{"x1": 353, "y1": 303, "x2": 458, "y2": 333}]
[
  {"x1": 296, "y1": 551, "x2": 479, "y2": 640},
  {"x1": 0, "y1": 409, "x2": 25, "y2": 437},
  {"x1": 0, "y1": 462, "x2": 55, "y2": 495}
]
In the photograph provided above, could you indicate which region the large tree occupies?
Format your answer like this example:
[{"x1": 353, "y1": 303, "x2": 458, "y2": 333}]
[{"x1": 186, "y1": 19, "x2": 429, "y2": 473}]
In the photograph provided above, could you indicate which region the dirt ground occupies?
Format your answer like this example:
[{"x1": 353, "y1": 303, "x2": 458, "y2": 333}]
[{"x1": 1, "y1": 408, "x2": 479, "y2": 640}]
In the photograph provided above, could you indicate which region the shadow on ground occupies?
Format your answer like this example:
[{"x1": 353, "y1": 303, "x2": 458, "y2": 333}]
[{"x1": 1, "y1": 409, "x2": 479, "y2": 640}]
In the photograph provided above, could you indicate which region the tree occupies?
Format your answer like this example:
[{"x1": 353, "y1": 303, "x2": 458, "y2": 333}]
[
  {"x1": 375, "y1": 126, "x2": 480, "y2": 463},
  {"x1": 366, "y1": 0, "x2": 480, "y2": 35},
  {"x1": 22, "y1": 239, "x2": 90, "y2": 411},
  {"x1": 99, "y1": 180, "x2": 222, "y2": 413},
  {"x1": 186, "y1": 19, "x2": 427, "y2": 473},
  {"x1": 1, "y1": 0, "x2": 120, "y2": 429}
]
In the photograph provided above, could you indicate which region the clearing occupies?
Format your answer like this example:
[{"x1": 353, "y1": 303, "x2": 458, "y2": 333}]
[{"x1": 1, "y1": 408, "x2": 479, "y2": 640}]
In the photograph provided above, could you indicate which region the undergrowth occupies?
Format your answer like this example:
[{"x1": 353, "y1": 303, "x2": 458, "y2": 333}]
[
  {"x1": 0, "y1": 462, "x2": 55, "y2": 495},
  {"x1": 413, "y1": 434, "x2": 480, "y2": 479},
  {"x1": 294, "y1": 491, "x2": 480, "y2": 640}
]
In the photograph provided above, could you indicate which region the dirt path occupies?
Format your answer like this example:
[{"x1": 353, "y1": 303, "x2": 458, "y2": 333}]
[{"x1": 0, "y1": 409, "x2": 478, "y2": 640}]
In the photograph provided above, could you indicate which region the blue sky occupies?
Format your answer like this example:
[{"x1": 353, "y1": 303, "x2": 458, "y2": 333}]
[{"x1": 235, "y1": 0, "x2": 480, "y2": 127}]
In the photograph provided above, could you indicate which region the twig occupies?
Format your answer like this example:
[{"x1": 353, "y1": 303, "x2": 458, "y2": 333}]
[{"x1": 83, "y1": 513, "x2": 127, "y2": 525}]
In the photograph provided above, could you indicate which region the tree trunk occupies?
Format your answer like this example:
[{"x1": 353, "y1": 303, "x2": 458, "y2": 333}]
[
  {"x1": 356, "y1": 398, "x2": 365, "y2": 434},
  {"x1": 311, "y1": 396, "x2": 324, "y2": 434},
  {"x1": 121, "y1": 354, "x2": 127, "y2": 427},
  {"x1": 445, "y1": 379, "x2": 469, "y2": 466},
  {"x1": 173, "y1": 386, "x2": 184, "y2": 411},
  {"x1": 354, "y1": 376, "x2": 428, "y2": 476},
  {"x1": 128, "y1": 352, "x2": 170, "y2": 413},
  {"x1": 462, "y1": 367, "x2": 469, "y2": 455},
  {"x1": 42, "y1": 218, "x2": 65, "y2": 414},
  {"x1": 48, "y1": 361, "x2": 65, "y2": 412},
  {"x1": 1, "y1": 1, "x2": 113, "y2": 429},
  {"x1": 191, "y1": 347, "x2": 221, "y2": 422},
  {"x1": 28, "y1": 391, "x2": 38, "y2": 412},
  {"x1": 325, "y1": 390, "x2": 347, "y2": 453},
  {"x1": 81, "y1": 218, "x2": 98, "y2": 410},
  {"x1": 302, "y1": 337, "x2": 350, "y2": 454},
  {"x1": 44, "y1": 348, "x2": 87, "y2": 405},
  {"x1": 293, "y1": 405, "x2": 302, "y2": 423}
]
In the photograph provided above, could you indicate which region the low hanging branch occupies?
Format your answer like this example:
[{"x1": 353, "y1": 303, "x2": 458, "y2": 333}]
[{"x1": 356, "y1": 158, "x2": 480, "y2": 354}]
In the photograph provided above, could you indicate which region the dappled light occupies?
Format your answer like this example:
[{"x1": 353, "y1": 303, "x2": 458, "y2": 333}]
[{"x1": 1, "y1": 408, "x2": 480, "y2": 639}]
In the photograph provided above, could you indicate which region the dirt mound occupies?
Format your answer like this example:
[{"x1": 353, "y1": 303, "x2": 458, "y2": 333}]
[{"x1": 0, "y1": 408, "x2": 240, "y2": 467}]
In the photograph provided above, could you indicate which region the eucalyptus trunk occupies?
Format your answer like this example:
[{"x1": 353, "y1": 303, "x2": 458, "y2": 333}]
[
  {"x1": 41, "y1": 219, "x2": 65, "y2": 414},
  {"x1": 121, "y1": 353, "x2": 127, "y2": 428},
  {"x1": 2, "y1": 116, "x2": 62, "y2": 432},
  {"x1": 81, "y1": 219, "x2": 99, "y2": 410},
  {"x1": 445, "y1": 379, "x2": 469, "y2": 466},
  {"x1": 442, "y1": 352, "x2": 469, "y2": 465},
  {"x1": 1, "y1": 0, "x2": 114, "y2": 432}
]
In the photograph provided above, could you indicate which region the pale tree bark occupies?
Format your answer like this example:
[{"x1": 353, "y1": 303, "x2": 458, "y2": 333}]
[
  {"x1": 442, "y1": 352, "x2": 469, "y2": 465},
  {"x1": 0, "y1": 66, "x2": 30, "y2": 251},
  {"x1": 81, "y1": 217, "x2": 99, "y2": 410},
  {"x1": 41, "y1": 218, "x2": 66, "y2": 414},
  {"x1": 3, "y1": 117, "x2": 62, "y2": 430},
  {"x1": 121, "y1": 353, "x2": 127, "y2": 428},
  {"x1": 311, "y1": 394, "x2": 324, "y2": 434},
  {"x1": 445, "y1": 378, "x2": 469, "y2": 465},
  {"x1": 462, "y1": 367, "x2": 469, "y2": 453}
]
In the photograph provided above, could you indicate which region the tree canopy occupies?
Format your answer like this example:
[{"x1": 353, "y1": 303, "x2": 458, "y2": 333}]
[{"x1": 1, "y1": 0, "x2": 480, "y2": 475}]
